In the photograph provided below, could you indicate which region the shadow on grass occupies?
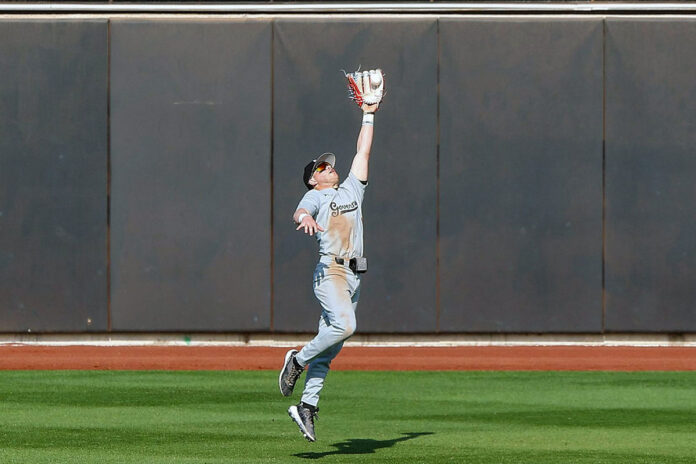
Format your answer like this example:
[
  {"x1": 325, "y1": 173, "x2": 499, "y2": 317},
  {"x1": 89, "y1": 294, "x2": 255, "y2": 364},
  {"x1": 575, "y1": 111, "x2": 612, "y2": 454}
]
[{"x1": 294, "y1": 432, "x2": 433, "y2": 459}]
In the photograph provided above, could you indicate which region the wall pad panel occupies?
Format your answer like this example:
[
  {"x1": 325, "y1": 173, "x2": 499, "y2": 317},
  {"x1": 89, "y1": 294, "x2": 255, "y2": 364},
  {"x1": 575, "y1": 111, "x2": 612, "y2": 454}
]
[
  {"x1": 110, "y1": 21, "x2": 272, "y2": 331},
  {"x1": 273, "y1": 19, "x2": 438, "y2": 332},
  {"x1": 439, "y1": 19, "x2": 604, "y2": 332},
  {"x1": 605, "y1": 19, "x2": 696, "y2": 332},
  {"x1": 0, "y1": 20, "x2": 108, "y2": 332}
]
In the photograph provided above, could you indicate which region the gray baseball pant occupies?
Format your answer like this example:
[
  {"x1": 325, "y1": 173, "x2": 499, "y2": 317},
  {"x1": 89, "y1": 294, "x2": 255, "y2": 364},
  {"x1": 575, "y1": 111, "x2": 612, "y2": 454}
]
[{"x1": 295, "y1": 258, "x2": 361, "y2": 407}]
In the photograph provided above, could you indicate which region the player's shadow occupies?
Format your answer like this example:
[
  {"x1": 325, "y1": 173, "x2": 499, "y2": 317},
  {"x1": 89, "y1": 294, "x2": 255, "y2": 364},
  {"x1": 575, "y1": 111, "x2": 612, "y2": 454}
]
[{"x1": 294, "y1": 432, "x2": 434, "y2": 459}]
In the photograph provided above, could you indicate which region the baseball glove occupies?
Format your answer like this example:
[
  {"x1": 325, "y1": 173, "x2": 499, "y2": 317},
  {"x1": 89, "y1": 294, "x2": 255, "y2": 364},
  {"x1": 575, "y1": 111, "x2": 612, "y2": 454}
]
[{"x1": 344, "y1": 68, "x2": 384, "y2": 112}]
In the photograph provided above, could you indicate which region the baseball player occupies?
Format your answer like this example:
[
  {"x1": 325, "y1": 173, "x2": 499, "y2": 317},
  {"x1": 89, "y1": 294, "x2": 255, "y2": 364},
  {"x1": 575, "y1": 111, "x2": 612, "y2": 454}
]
[{"x1": 278, "y1": 68, "x2": 384, "y2": 442}]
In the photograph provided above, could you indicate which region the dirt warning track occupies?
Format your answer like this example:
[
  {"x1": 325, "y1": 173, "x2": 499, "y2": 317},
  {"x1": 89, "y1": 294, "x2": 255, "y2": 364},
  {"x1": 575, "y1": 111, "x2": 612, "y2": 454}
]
[{"x1": 0, "y1": 345, "x2": 694, "y2": 370}]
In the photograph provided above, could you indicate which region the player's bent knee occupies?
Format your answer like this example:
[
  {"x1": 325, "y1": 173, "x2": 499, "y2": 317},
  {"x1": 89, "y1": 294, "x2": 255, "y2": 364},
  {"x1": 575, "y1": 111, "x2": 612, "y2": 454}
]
[
  {"x1": 333, "y1": 320, "x2": 355, "y2": 340},
  {"x1": 343, "y1": 320, "x2": 356, "y2": 339}
]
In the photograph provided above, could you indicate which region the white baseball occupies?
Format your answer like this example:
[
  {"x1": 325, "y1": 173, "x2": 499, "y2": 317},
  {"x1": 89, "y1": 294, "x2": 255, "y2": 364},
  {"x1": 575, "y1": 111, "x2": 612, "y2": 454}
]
[{"x1": 370, "y1": 72, "x2": 382, "y2": 87}]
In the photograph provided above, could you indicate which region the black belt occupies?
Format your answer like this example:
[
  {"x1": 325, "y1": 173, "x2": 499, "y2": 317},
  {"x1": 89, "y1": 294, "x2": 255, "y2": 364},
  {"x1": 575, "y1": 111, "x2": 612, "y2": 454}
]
[{"x1": 334, "y1": 257, "x2": 368, "y2": 273}]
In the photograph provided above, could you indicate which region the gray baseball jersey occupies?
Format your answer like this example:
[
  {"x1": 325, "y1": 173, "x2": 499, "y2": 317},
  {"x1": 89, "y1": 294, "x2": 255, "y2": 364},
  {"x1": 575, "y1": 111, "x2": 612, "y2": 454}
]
[{"x1": 296, "y1": 171, "x2": 367, "y2": 259}]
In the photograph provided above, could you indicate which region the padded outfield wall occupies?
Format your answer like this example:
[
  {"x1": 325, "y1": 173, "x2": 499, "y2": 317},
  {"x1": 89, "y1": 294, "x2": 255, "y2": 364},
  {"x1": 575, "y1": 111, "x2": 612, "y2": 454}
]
[{"x1": 1, "y1": 14, "x2": 695, "y2": 334}]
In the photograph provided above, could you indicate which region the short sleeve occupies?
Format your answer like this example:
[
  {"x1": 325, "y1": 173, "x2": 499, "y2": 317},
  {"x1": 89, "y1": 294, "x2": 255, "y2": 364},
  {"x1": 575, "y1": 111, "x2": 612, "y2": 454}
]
[
  {"x1": 296, "y1": 190, "x2": 321, "y2": 217},
  {"x1": 342, "y1": 171, "x2": 367, "y2": 203}
]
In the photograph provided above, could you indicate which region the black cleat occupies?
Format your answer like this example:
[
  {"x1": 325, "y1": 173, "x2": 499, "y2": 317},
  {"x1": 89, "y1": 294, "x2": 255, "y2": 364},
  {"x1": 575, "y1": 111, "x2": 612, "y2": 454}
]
[
  {"x1": 279, "y1": 349, "x2": 304, "y2": 397},
  {"x1": 288, "y1": 402, "x2": 318, "y2": 442}
]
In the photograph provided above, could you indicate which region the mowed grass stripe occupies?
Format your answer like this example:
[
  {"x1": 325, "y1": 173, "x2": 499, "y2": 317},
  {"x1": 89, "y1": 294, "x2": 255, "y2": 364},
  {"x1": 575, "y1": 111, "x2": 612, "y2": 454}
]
[{"x1": 0, "y1": 371, "x2": 694, "y2": 463}]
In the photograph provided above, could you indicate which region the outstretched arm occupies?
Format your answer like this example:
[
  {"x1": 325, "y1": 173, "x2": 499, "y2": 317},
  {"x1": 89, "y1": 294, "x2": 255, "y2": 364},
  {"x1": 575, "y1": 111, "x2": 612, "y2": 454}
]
[{"x1": 350, "y1": 105, "x2": 377, "y2": 182}]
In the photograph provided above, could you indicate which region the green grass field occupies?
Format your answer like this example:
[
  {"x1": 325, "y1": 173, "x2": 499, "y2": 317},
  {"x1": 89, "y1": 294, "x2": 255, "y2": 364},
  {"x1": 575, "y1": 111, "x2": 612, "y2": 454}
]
[{"x1": 0, "y1": 370, "x2": 694, "y2": 463}]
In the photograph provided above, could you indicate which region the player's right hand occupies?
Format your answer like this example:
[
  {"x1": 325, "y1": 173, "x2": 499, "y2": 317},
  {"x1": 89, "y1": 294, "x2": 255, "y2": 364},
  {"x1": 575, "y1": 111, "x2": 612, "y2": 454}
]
[{"x1": 297, "y1": 216, "x2": 324, "y2": 236}]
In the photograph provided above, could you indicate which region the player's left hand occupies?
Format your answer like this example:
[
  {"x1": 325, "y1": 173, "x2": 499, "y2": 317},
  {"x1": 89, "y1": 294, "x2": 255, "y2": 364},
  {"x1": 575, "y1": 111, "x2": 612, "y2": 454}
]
[{"x1": 344, "y1": 68, "x2": 384, "y2": 113}]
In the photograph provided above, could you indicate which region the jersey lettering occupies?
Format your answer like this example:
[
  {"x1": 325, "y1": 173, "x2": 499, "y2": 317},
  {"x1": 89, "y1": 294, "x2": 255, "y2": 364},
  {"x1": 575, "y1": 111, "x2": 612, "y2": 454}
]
[{"x1": 329, "y1": 200, "x2": 358, "y2": 217}]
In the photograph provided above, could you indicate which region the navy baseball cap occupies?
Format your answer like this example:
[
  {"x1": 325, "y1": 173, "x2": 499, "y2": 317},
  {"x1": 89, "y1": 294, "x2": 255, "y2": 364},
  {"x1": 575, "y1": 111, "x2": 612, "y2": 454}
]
[{"x1": 303, "y1": 153, "x2": 336, "y2": 190}]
